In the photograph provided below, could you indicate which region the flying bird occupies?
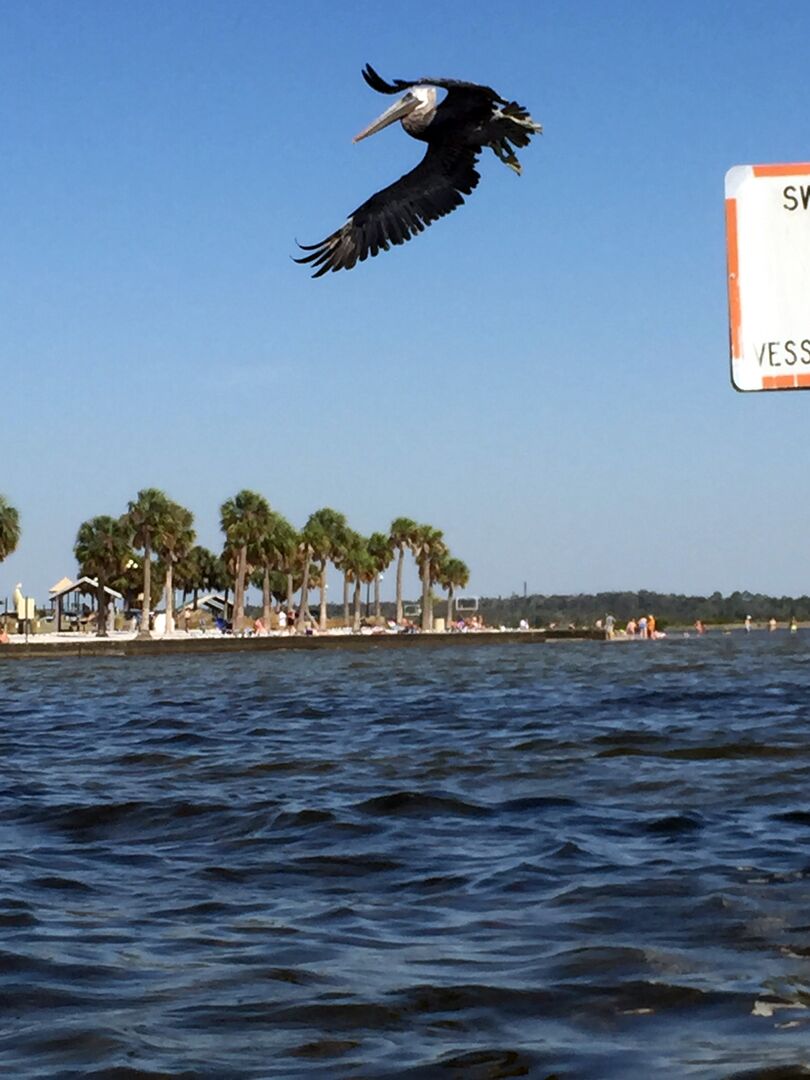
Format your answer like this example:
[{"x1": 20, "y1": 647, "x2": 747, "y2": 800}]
[{"x1": 295, "y1": 64, "x2": 542, "y2": 277}]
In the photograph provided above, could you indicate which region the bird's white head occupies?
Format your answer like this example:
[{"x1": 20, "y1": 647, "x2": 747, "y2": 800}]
[{"x1": 353, "y1": 85, "x2": 437, "y2": 142}]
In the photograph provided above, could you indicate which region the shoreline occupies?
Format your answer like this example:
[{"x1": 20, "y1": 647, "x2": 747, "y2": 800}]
[{"x1": 0, "y1": 627, "x2": 606, "y2": 660}]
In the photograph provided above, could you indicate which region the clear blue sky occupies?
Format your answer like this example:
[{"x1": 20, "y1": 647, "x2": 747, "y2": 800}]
[{"x1": 3, "y1": 0, "x2": 809, "y2": 604}]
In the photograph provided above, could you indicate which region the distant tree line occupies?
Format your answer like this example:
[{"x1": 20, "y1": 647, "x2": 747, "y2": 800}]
[{"x1": 479, "y1": 590, "x2": 810, "y2": 628}]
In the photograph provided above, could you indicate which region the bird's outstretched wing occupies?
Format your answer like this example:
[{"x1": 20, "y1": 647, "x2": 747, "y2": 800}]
[
  {"x1": 294, "y1": 143, "x2": 481, "y2": 277},
  {"x1": 361, "y1": 63, "x2": 505, "y2": 105}
]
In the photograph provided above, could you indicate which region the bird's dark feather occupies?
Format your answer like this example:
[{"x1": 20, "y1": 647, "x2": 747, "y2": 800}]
[
  {"x1": 361, "y1": 63, "x2": 506, "y2": 106},
  {"x1": 294, "y1": 143, "x2": 481, "y2": 277}
]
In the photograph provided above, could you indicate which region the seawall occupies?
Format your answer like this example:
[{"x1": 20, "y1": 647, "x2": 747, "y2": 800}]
[{"x1": 0, "y1": 628, "x2": 606, "y2": 661}]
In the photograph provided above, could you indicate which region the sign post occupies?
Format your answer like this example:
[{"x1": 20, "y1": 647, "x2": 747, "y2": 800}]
[{"x1": 725, "y1": 163, "x2": 810, "y2": 391}]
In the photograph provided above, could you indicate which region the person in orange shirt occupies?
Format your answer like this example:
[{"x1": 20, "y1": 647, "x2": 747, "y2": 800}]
[{"x1": 647, "y1": 614, "x2": 656, "y2": 639}]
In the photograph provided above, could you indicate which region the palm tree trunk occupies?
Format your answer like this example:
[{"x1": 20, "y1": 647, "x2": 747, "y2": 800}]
[
  {"x1": 446, "y1": 585, "x2": 454, "y2": 627},
  {"x1": 395, "y1": 548, "x2": 404, "y2": 624},
  {"x1": 343, "y1": 576, "x2": 351, "y2": 626},
  {"x1": 165, "y1": 561, "x2": 175, "y2": 634},
  {"x1": 319, "y1": 564, "x2": 328, "y2": 630},
  {"x1": 374, "y1": 575, "x2": 381, "y2": 619},
  {"x1": 421, "y1": 560, "x2": 431, "y2": 631},
  {"x1": 139, "y1": 536, "x2": 152, "y2": 638},
  {"x1": 297, "y1": 559, "x2": 311, "y2": 631},
  {"x1": 353, "y1": 577, "x2": 362, "y2": 631},
  {"x1": 234, "y1": 545, "x2": 247, "y2": 632},
  {"x1": 286, "y1": 573, "x2": 293, "y2": 610},
  {"x1": 97, "y1": 583, "x2": 108, "y2": 638},
  {"x1": 263, "y1": 567, "x2": 272, "y2": 628}
]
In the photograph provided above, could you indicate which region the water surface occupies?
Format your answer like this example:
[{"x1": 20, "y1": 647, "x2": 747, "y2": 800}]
[{"x1": 2, "y1": 635, "x2": 810, "y2": 1078}]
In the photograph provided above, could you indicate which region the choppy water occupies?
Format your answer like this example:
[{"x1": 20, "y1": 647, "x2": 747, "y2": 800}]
[{"x1": 2, "y1": 635, "x2": 810, "y2": 1079}]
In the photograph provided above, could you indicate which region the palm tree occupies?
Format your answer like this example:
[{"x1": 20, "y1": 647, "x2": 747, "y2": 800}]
[
  {"x1": 335, "y1": 527, "x2": 362, "y2": 626},
  {"x1": 197, "y1": 546, "x2": 225, "y2": 603},
  {"x1": 220, "y1": 490, "x2": 272, "y2": 633},
  {"x1": 174, "y1": 544, "x2": 218, "y2": 610},
  {"x1": 215, "y1": 551, "x2": 235, "y2": 623},
  {"x1": 306, "y1": 508, "x2": 348, "y2": 630},
  {"x1": 173, "y1": 547, "x2": 197, "y2": 610},
  {"x1": 154, "y1": 501, "x2": 195, "y2": 634},
  {"x1": 411, "y1": 524, "x2": 447, "y2": 631},
  {"x1": 126, "y1": 488, "x2": 172, "y2": 638},
  {"x1": 340, "y1": 535, "x2": 374, "y2": 631},
  {"x1": 270, "y1": 518, "x2": 300, "y2": 612},
  {"x1": 437, "y1": 555, "x2": 470, "y2": 627},
  {"x1": 296, "y1": 509, "x2": 345, "y2": 631},
  {"x1": 367, "y1": 531, "x2": 393, "y2": 619},
  {"x1": 389, "y1": 517, "x2": 418, "y2": 624},
  {"x1": 0, "y1": 496, "x2": 20, "y2": 567},
  {"x1": 74, "y1": 515, "x2": 134, "y2": 637},
  {"x1": 252, "y1": 511, "x2": 296, "y2": 628}
]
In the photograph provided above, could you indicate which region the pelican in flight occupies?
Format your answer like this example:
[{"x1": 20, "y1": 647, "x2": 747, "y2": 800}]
[{"x1": 295, "y1": 64, "x2": 542, "y2": 277}]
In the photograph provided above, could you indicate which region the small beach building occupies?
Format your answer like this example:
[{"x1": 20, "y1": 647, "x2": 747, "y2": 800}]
[
  {"x1": 49, "y1": 577, "x2": 124, "y2": 632},
  {"x1": 177, "y1": 592, "x2": 235, "y2": 619}
]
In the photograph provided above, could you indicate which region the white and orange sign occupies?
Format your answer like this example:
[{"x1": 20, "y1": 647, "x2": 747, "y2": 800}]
[{"x1": 725, "y1": 163, "x2": 810, "y2": 391}]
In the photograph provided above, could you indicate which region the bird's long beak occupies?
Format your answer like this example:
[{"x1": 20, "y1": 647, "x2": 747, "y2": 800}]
[{"x1": 353, "y1": 92, "x2": 417, "y2": 143}]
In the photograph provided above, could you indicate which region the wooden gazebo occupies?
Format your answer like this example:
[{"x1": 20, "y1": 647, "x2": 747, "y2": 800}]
[{"x1": 49, "y1": 577, "x2": 123, "y2": 632}]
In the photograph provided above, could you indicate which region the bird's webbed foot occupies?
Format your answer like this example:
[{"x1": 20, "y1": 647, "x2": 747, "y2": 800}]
[{"x1": 491, "y1": 139, "x2": 523, "y2": 175}]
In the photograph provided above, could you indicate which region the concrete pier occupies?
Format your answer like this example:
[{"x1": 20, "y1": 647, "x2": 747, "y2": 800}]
[{"x1": 0, "y1": 628, "x2": 606, "y2": 661}]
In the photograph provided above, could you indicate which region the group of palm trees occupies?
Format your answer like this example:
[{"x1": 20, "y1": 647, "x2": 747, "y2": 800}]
[{"x1": 0, "y1": 490, "x2": 471, "y2": 639}]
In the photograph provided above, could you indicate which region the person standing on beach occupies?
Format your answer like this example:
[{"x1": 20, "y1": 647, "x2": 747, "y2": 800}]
[
  {"x1": 745, "y1": 615, "x2": 752, "y2": 633},
  {"x1": 605, "y1": 614, "x2": 615, "y2": 639},
  {"x1": 647, "y1": 614, "x2": 656, "y2": 639},
  {"x1": 637, "y1": 615, "x2": 648, "y2": 639}
]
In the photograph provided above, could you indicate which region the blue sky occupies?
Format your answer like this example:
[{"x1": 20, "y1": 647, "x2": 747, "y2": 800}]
[{"x1": 2, "y1": 0, "x2": 810, "y2": 604}]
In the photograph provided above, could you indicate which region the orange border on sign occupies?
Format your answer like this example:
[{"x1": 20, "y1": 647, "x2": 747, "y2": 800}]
[
  {"x1": 763, "y1": 374, "x2": 810, "y2": 390},
  {"x1": 752, "y1": 163, "x2": 810, "y2": 177},
  {"x1": 725, "y1": 198, "x2": 741, "y2": 360}
]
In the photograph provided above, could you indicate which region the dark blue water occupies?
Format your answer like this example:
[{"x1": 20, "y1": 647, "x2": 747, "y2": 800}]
[{"x1": 2, "y1": 635, "x2": 810, "y2": 1079}]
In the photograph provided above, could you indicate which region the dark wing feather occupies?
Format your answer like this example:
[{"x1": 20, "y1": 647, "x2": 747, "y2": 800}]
[
  {"x1": 362, "y1": 63, "x2": 505, "y2": 105},
  {"x1": 295, "y1": 143, "x2": 481, "y2": 277}
]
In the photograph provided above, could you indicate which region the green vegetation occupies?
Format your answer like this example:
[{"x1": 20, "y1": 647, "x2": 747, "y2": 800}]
[
  {"x1": 73, "y1": 515, "x2": 132, "y2": 637},
  {"x1": 59, "y1": 493, "x2": 466, "y2": 637},
  {"x1": 479, "y1": 590, "x2": 810, "y2": 628},
  {"x1": 0, "y1": 496, "x2": 20, "y2": 566}
]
